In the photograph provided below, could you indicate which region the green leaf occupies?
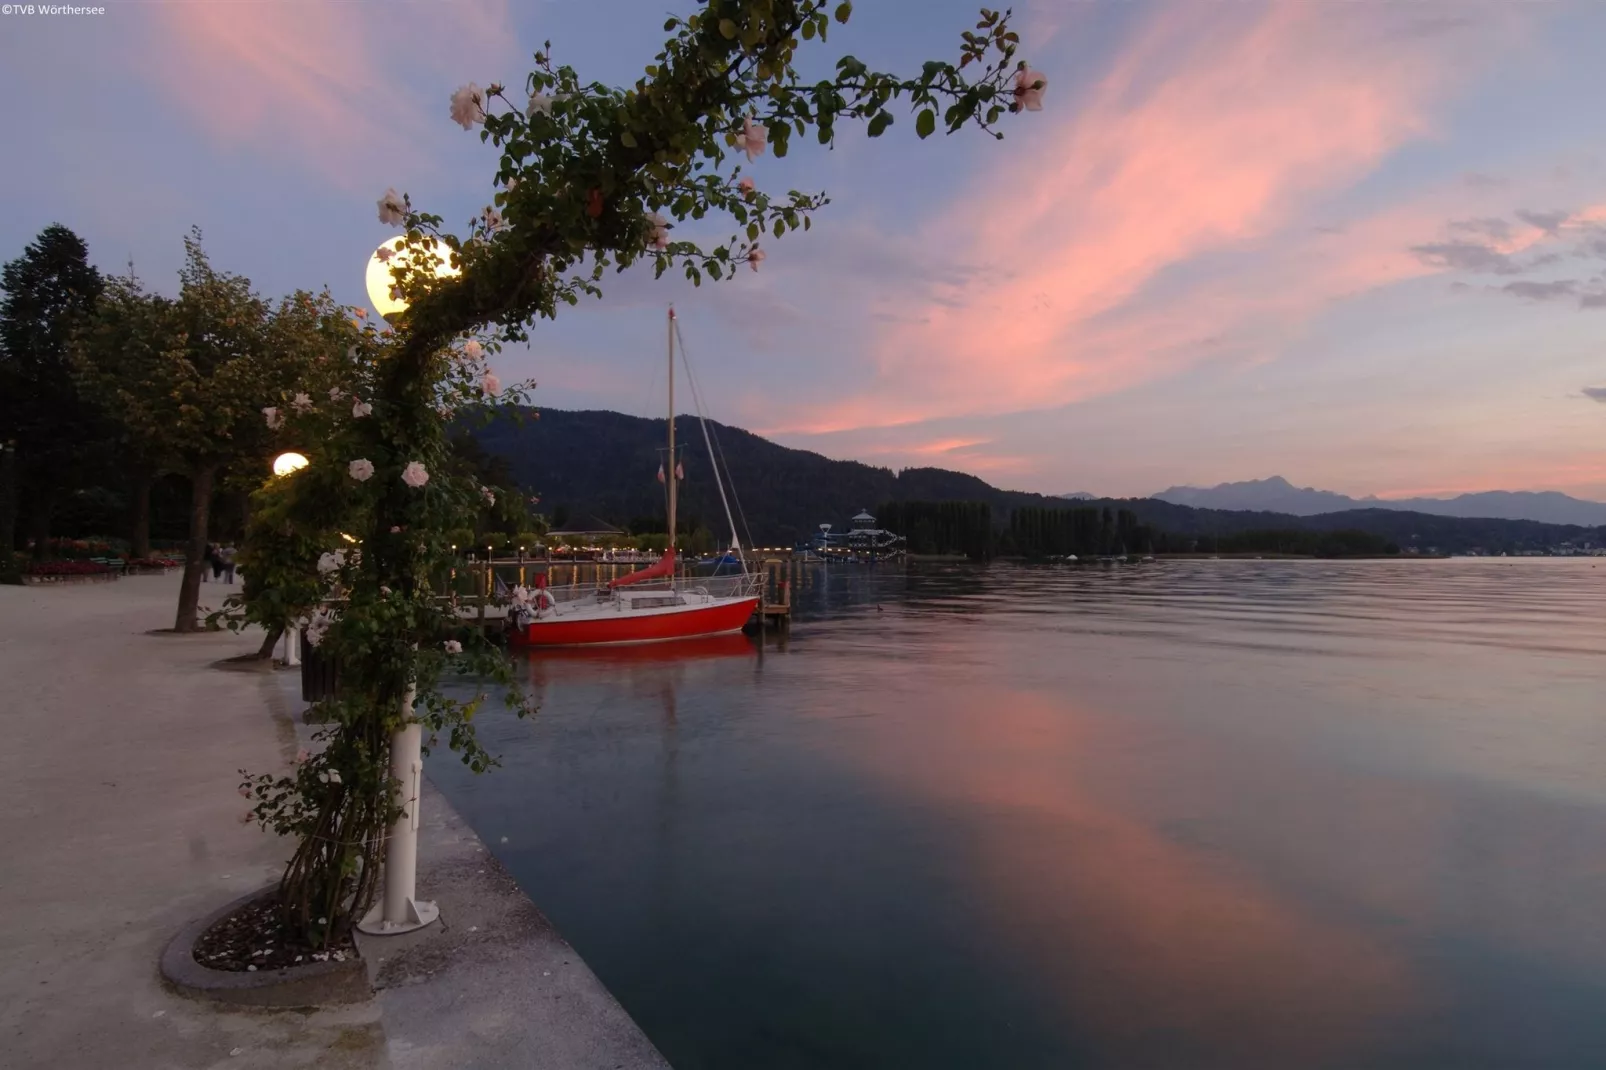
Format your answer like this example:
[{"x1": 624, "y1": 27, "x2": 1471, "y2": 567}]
[
  {"x1": 747, "y1": 222, "x2": 760, "y2": 241},
  {"x1": 708, "y1": 262, "x2": 723, "y2": 280},
  {"x1": 835, "y1": 1, "x2": 852, "y2": 23},
  {"x1": 620, "y1": 130, "x2": 637, "y2": 148},
  {"x1": 867, "y1": 111, "x2": 893, "y2": 138},
  {"x1": 719, "y1": 17, "x2": 737, "y2": 39},
  {"x1": 773, "y1": 218, "x2": 784, "y2": 238},
  {"x1": 802, "y1": 19, "x2": 815, "y2": 40},
  {"x1": 916, "y1": 109, "x2": 936, "y2": 139}
]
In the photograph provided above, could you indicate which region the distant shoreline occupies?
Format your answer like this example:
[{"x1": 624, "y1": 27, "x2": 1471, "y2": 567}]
[{"x1": 1151, "y1": 552, "x2": 1449, "y2": 561}]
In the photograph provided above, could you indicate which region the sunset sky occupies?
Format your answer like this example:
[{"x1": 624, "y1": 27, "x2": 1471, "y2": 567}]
[{"x1": 4, "y1": 0, "x2": 1605, "y2": 499}]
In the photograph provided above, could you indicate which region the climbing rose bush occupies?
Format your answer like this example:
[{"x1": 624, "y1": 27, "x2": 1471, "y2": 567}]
[{"x1": 229, "y1": 0, "x2": 1041, "y2": 950}]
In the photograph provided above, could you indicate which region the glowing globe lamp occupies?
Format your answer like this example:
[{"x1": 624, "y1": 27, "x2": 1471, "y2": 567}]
[
  {"x1": 365, "y1": 238, "x2": 461, "y2": 319},
  {"x1": 272, "y1": 452, "x2": 310, "y2": 477}
]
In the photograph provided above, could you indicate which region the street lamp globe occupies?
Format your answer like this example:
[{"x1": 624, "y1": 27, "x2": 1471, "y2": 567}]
[
  {"x1": 272, "y1": 452, "x2": 310, "y2": 477},
  {"x1": 365, "y1": 238, "x2": 461, "y2": 320}
]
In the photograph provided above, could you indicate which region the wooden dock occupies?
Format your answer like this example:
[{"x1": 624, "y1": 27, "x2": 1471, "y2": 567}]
[
  {"x1": 753, "y1": 565, "x2": 792, "y2": 632},
  {"x1": 440, "y1": 556, "x2": 802, "y2": 638}
]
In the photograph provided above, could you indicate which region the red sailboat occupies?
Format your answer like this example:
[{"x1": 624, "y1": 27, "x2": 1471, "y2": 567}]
[{"x1": 506, "y1": 309, "x2": 760, "y2": 647}]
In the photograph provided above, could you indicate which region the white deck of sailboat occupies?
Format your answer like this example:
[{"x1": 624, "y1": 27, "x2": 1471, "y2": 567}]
[{"x1": 540, "y1": 584, "x2": 757, "y2": 622}]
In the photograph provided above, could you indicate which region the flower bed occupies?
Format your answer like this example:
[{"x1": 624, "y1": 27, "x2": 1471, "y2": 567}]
[
  {"x1": 125, "y1": 557, "x2": 181, "y2": 575},
  {"x1": 22, "y1": 560, "x2": 118, "y2": 585},
  {"x1": 27, "y1": 559, "x2": 114, "y2": 575},
  {"x1": 30, "y1": 538, "x2": 121, "y2": 560}
]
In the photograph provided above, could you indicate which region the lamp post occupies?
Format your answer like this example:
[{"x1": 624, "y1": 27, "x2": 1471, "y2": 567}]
[
  {"x1": 357, "y1": 238, "x2": 458, "y2": 937},
  {"x1": 269, "y1": 453, "x2": 309, "y2": 664}
]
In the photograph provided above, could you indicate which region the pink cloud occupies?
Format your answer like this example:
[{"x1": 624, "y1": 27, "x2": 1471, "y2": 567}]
[
  {"x1": 131, "y1": 1, "x2": 519, "y2": 188},
  {"x1": 770, "y1": 2, "x2": 1536, "y2": 435}
]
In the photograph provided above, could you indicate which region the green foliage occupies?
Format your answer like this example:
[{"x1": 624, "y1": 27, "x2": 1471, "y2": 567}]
[
  {"x1": 1185, "y1": 528, "x2": 1398, "y2": 557},
  {"x1": 214, "y1": 309, "x2": 537, "y2": 945},
  {"x1": 878, "y1": 500, "x2": 993, "y2": 559},
  {"x1": 0, "y1": 224, "x2": 106, "y2": 552},
  {"x1": 209, "y1": 0, "x2": 1039, "y2": 947},
  {"x1": 75, "y1": 233, "x2": 283, "y2": 475},
  {"x1": 1009, "y1": 505, "x2": 1153, "y2": 557},
  {"x1": 72, "y1": 232, "x2": 343, "y2": 629}
]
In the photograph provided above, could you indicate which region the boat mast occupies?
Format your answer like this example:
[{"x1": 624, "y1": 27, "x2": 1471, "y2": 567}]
[{"x1": 667, "y1": 306, "x2": 676, "y2": 554}]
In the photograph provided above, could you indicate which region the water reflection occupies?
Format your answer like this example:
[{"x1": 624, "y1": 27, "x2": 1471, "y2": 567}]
[{"x1": 432, "y1": 559, "x2": 1606, "y2": 1069}]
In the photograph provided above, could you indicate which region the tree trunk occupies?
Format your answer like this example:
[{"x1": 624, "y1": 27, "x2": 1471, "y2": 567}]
[
  {"x1": 257, "y1": 623, "x2": 283, "y2": 660},
  {"x1": 174, "y1": 464, "x2": 216, "y2": 633},
  {"x1": 129, "y1": 468, "x2": 153, "y2": 559}
]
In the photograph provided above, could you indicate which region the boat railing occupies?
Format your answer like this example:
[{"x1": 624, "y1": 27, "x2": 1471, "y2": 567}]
[{"x1": 465, "y1": 565, "x2": 763, "y2": 612}]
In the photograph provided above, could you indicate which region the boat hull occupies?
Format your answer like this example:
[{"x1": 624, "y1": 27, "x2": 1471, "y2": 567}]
[{"x1": 509, "y1": 596, "x2": 760, "y2": 648}]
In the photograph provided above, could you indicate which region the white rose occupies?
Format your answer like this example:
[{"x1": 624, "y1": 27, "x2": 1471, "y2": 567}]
[
  {"x1": 377, "y1": 188, "x2": 407, "y2": 226},
  {"x1": 450, "y1": 83, "x2": 486, "y2": 130}
]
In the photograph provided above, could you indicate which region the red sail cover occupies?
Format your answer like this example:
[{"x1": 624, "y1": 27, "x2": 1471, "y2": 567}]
[{"x1": 609, "y1": 547, "x2": 677, "y2": 588}]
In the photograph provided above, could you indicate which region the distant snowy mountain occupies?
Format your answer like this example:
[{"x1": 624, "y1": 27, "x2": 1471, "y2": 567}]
[{"x1": 1153, "y1": 476, "x2": 1606, "y2": 526}]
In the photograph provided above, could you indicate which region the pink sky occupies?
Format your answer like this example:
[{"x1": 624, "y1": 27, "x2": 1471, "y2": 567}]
[{"x1": 2, "y1": 0, "x2": 1604, "y2": 499}]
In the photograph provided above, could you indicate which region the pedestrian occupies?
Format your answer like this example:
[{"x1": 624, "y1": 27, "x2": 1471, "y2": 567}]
[
  {"x1": 221, "y1": 544, "x2": 237, "y2": 584},
  {"x1": 204, "y1": 542, "x2": 220, "y2": 582}
]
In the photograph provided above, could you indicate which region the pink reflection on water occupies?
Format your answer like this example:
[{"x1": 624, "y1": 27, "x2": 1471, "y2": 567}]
[{"x1": 825, "y1": 682, "x2": 1425, "y2": 1065}]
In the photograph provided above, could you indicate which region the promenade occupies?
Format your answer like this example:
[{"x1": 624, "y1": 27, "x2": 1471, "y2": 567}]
[{"x1": 0, "y1": 572, "x2": 669, "y2": 1069}]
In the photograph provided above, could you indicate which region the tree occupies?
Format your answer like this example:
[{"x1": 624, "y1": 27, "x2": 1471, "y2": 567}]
[
  {"x1": 74, "y1": 232, "x2": 323, "y2": 630},
  {"x1": 0, "y1": 224, "x2": 106, "y2": 557},
  {"x1": 226, "y1": 0, "x2": 1040, "y2": 947}
]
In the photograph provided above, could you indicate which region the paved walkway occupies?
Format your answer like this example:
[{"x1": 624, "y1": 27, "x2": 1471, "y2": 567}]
[
  {"x1": 0, "y1": 574, "x2": 385, "y2": 1068},
  {"x1": 0, "y1": 572, "x2": 669, "y2": 1069}
]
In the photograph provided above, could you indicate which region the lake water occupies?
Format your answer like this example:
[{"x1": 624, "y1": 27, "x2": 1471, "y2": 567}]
[{"x1": 430, "y1": 558, "x2": 1606, "y2": 1069}]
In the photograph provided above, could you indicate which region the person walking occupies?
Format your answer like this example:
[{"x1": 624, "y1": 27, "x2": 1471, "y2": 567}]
[
  {"x1": 204, "y1": 542, "x2": 220, "y2": 582},
  {"x1": 221, "y1": 544, "x2": 237, "y2": 584}
]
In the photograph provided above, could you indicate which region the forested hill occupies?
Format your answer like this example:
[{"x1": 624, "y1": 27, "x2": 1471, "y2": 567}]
[
  {"x1": 471, "y1": 407, "x2": 1076, "y2": 542},
  {"x1": 469, "y1": 408, "x2": 1601, "y2": 553}
]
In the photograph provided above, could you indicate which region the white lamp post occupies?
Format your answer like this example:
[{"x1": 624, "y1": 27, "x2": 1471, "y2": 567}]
[
  {"x1": 356, "y1": 238, "x2": 458, "y2": 937},
  {"x1": 270, "y1": 453, "x2": 308, "y2": 665}
]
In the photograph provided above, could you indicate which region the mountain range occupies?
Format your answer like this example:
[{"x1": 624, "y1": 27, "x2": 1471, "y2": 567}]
[
  {"x1": 470, "y1": 409, "x2": 1602, "y2": 554},
  {"x1": 1152, "y1": 476, "x2": 1606, "y2": 526}
]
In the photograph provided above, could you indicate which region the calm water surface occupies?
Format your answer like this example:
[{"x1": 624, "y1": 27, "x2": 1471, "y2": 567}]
[{"x1": 431, "y1": 558, "x2": 1606, "y2": 1069}]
